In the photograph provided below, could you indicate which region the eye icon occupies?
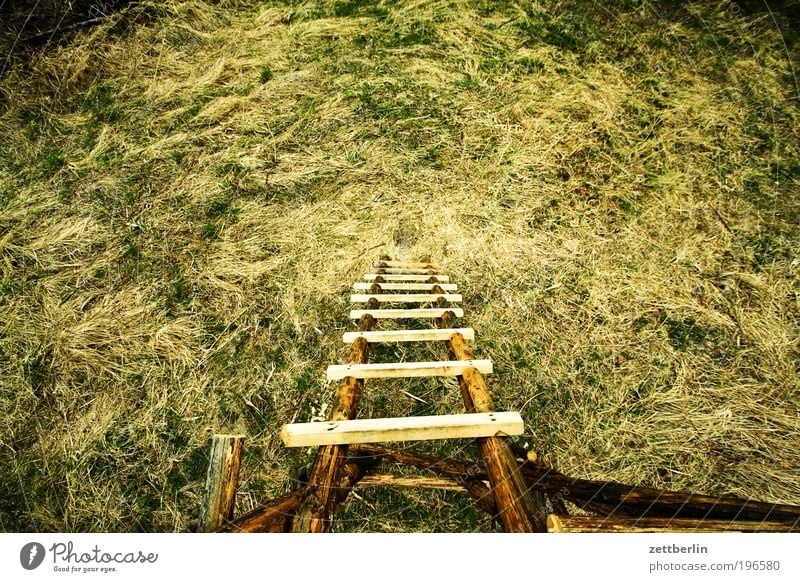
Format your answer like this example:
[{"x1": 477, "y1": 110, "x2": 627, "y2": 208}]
[{"x1": 20, "y1": 542, "x2": 46, "y2": 570}]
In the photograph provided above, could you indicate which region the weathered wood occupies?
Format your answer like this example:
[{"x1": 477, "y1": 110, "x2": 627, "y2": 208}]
[
  {"x1": 350, "y1": 293, "x2": 462, "y2": 303},
  {"x1": 199, "y1": 434, "x2": 245, "y2": 532},
  {"x1": 357, "y1": 474, "x2": 472, "y2": 491},
  {"x1": 350, "y1": 308, "x2": 463, "y2": 319},
  {"x1": 364, "y1": 274, "x2": 450, "y2": 282},
  {"x1": 352, "y1": 443, "x2": 800, "y2": 528},
  {"x1": 547, "y1": 515, "x2": 798, "y2": 533},
  {"x1": 374, "y1": 260, "x2": 444, "y2": 270},
  {"x1": 216, "y1": 488, "x2": 304, "y2": 533},
  {"x1": 377, "y1": 267, "x2": 445, "y2": 275},
  {"x1": 327, "y1": 359, "x2": 492, "y2": 381},
  {"x1": 350, "y1": 443, "x2": 497, "y2": 515},
  {"x1": 516, "y1": 462, "x2": 800, "y2": 525},
  {"x1": 282, "y1": 412, "x2": 523, "y2": 447},
  {"x1": 353, "y1": 282, "x2": 458, "y2": 291},
  {"x1": 439, "y1": 310, "x2": 547, "y2": 532},
  {"x1": 342, "y1": 328, "x2": 475, "y2": 343},
  {"x1": 290, "y1": 297, "x2": 380, "y2": 533}
]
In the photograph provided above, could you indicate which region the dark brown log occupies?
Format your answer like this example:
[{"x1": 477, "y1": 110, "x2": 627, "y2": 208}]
[
  {"x1": 547, "y1": 515, "x2": 798, "y2": 533},
  {"x1": 351, "y1": 443, "x2": 496, "y2": 514},
  {"x1": 218, "y1": 456, "x2": 376, "y2": 532},
  {"x1": 356, "y1": 474, "x2": 466, "y2": 491},
  {"x1": 291, "y1": 297, "x2": 380, "y2": 532},
  {"x1": 519, "y1": 463, "x2": 800, "y2": 525},
  {"x1": 217, "y1": 489, "x2": 304, "y2": 533},
  {"x1": 439, "y1": 310, "x2": 546, "y2": 532},
  {"x1": 352, "y1": 443, "x2": 800, "y2": 527},
  {"x1": 199, "y1": 434, "x2": 245, "y2": 531}
]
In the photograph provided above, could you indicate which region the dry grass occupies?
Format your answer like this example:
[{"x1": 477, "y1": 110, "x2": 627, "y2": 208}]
[{"x1": 1, "y1": 0, "x2": 798, "y2": 532}]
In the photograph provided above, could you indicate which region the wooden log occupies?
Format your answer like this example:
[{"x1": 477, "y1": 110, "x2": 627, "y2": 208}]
[
  {"x1": 350, "y1": 293, "x2": 462, "y2": 303},
  {"x1": 374, "y1": 260, "x2": 445, "y2": 270},
  {"x1": 350, "y1": 443, "x2": 497, "y2": 515},
  {"x1": 199, "y1": 434, "x2": 245, "y2": 532},
  {"x1": 364, "y1": 274, "x2": 450, "y2": 282},
  {"x1": 218, "y1": 456, "x2": 377, "y2": 532},
  {"x1": 290, "y1": 297, "x2": 379, "y2": 533},
  {"x1": 439, "y1": 310, "x2": 547, "y2": 532},
  {"x1": 350, "y1": 308, "x2": 463, "y2": 319},
  {"x1": 517, "y1": 463, "x2": 800, "y2": 525},
  {"x1": 281, "y1": 412, "x2": 524, "y2": 447},
  {"x1": 342, "y1": 328, "x2": 475, "y2": 344},
  {"x1": 326, "y1": 359, "x2": 492, "y2": 381},
  {"x1": 216, "y1": 489, "x2": 304, "y2": 533},
  {"x1": 353, "y1": 443, "x2": 800, "y2": 527},
  {"x1": 357, "y1": 474, "x2": 469, "y2": 491},
  {"x1": 353, "y1": 282, "x2": 458, "y2": 291},
  {"x1": 377, "y1": 267, "x2": 445, "y2": 275},
  {"x1": 547, "y1": 515, "x2": 797, "y2": 533}
]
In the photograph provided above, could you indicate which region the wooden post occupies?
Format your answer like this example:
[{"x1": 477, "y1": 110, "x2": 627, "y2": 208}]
[
  {"x1": 199, "y1": 434, "x2": 245, "y2": 531},
  {"x1": 437, "y1": 308, "x2": 547, "y2": 532},
  {"x1": 291, "y1": 293, "x2": 381, "y2": 532}
]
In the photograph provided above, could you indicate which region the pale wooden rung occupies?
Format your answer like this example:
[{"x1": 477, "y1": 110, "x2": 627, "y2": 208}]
[
  {"x1": 327, "y1": 359, "x2": 491, "y2": 381},
  {"x1": 342, "y1": 328, "x2": 475, "y2": 343},
  {"x1": 374, "y1": 260, "x2": 444, "y2": 270},
  {"x1": 353, "y1": 282, "x2": 457, "y2": 291},
  {"x1": 281, "y1": 411, "x2": 523, "y2": 447},
  {"x1": 364, "y1": 274, "x2": 450, "y2": 282},
  {"x1": 350, "y1": 308, "x2": 463, "y2": 319},
  {"x1": 350, "y1": 294, "x2": 462, "y2": 303},
  {"x1": 377, "y1": 267, "x2": 445, "y2": 275}
]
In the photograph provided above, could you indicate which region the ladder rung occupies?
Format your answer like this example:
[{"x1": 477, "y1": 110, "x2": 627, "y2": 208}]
[
  {"x1": 280, "y1": 411, "x2": 523, "y2": 447},
  {"x1": 377, "y1": 267, "x2": 445, "y2": 275},
  {"x1": 327, "y1": 359, "x2": 492, "y2": 381},
  {"x1": 364, "y1": 274, "x2": 450, "y2": 282},
  {"x1": 350, "y1": 308, "x2": 462, "y2": 319},
  {"x1": 350, "y1": 293, "x2": 462, "y2": 303},
  {"x1": 353, "y1": 282, "x2": 457, "y2": 291},
  {"x1": 374, "y1": 260, "x2": 444, "y2": 270},
  {"x1": 342, "y1": 328, "x2": 475, "y2": 343}
]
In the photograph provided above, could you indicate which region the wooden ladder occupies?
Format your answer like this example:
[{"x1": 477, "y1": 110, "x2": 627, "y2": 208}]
[{"x1": 280, "y1": 258, "x2": 547, "y2": 532}]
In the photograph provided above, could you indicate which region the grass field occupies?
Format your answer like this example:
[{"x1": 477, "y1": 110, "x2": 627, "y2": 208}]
[{"x1": 1, "y1": 0, "x2": 798, "y2": 532}]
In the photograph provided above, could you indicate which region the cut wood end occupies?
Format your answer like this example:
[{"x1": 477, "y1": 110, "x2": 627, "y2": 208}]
[{"x1": 547, "y1": 514, "x2": 564, "y2": 532}]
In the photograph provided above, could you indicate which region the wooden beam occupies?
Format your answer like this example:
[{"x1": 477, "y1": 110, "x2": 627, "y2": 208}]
[
  {"x1": 352, "y1": 443, "x2": 800, "y2": 528},
  {"x1": 350, "y1": 443, "x2": 497, "y2": 515},
  {"x1": 357, "y1": 474, "x2": 476, "y2": 491},
  {"x1": 547, "y1": 515, "x2": 797, "y2": 533},
  {"x1": 199, "y1": 434, "x2": 245, "y2": 532},
  {"x1": 342, "y1": 328, "x2": 475, "y2": 344},
  {"x1": 289, "y1": 296, "x2": 380, "y2": 533},
  {"x1": 217, "y1": 488, "x2": 304, "y2": 533},
  {"x1": 439, "y1": 310, "x2": 547, "y2": 532},
  {"x1": 281, "y1": 412, "x2": 524, "y2": 447},
  {"x1": 350, "y1": 293, "x2": 462, "y2": 303},
  {"x1": 353, "y1": 283, "x2": 458, "y2": 291},
  {"x1": 377, "y1": 267, "x2": 445, "y2": 274},
  {"x1": 364, "y1": 274, "x2": 450, "y2": 282},
  {"x1": 350, "y1": 308, "x2": 463, "y2": 319},
  {"x1": 326, "y1": 359, "x2": 492, "y2": 381},
  {"x1": 374, "y1": 260, "x2": 444, "y2": 270}
]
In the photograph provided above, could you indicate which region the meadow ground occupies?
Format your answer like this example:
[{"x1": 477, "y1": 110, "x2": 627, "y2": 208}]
[{"x1": 0, "y1": 0, "x2": 798, "y2": 532}]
